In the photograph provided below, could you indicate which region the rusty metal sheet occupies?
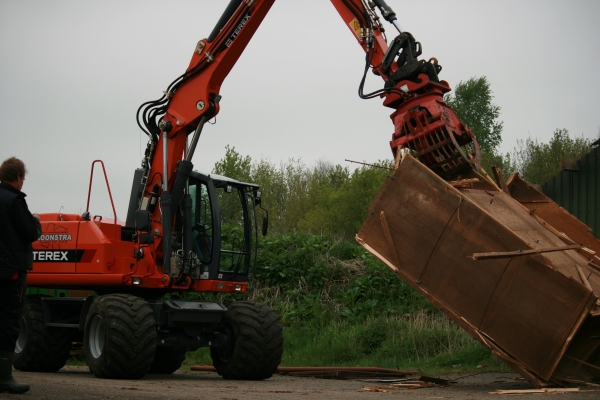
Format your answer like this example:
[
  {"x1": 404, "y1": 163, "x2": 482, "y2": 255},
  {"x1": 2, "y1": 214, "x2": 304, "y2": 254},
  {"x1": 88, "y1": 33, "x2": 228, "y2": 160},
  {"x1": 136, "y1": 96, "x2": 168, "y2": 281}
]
[{"x1": 357, "y1": 154, "x2": 599, "y2": 388}]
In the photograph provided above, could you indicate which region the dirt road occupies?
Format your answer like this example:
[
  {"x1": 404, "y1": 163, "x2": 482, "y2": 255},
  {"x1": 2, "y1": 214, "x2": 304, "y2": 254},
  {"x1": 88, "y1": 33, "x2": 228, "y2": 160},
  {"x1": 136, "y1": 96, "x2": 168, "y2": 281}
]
[{"x1": 4, "y1": 367, "x2": 599, "y2": 399}]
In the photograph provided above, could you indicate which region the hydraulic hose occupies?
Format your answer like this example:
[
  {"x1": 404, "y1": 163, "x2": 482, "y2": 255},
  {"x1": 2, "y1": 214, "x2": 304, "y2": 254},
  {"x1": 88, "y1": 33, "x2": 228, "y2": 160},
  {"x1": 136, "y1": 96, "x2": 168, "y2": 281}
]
[{"x1": 207, "y1": 0, "x2": 244, "y2": 43}]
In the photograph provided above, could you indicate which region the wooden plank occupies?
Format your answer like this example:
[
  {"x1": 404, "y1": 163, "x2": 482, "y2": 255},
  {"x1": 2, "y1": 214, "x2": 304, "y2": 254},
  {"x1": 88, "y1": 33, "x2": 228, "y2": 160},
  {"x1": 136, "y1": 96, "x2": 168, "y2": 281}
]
[
  {"x1": 490, "y1": 388, "x2": 580, "y2": 394},
  {"x1": 561, "y1": 378, "x2": 600, "y2": 387},
  {"x1": 379, "y1": 211, "x2": 400, "y2": 268},
  {"x1": 356, "y1": 237, "x2": 398, "y2": 272},
  {"x1": 448, "y1": 178, "x2": 479, "y2": 188},
  {"x1": 491, "y1": 166, "x2": 510, "y2": 195},
  {"x1": 576, "y1": 265, "x2": 594, "y2": 291},
  {"x1": 472, "y1": 245, "x2": 581, "y2": 260},
  {"x1": 564, "y1": 354, "x2": 600, "y2": 373},
  {"x1": 507, "y1": 173, "x2": 549, "y2": 203},
  {"x1": 589, "y1": 261, "x2": 600, "y2": 273},
  {"x1": 531, "y1": 213, "x2": 578, "y2": 245}
]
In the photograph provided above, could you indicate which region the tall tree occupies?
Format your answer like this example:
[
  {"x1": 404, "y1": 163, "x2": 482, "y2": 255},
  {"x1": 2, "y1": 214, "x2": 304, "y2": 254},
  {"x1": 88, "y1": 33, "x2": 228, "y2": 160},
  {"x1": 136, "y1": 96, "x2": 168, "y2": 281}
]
[
  {"x1": 444, "y1": 76, "x2": 503, "y2": 156},
  {"x1": 212, "y1": 145, "x2": 252, "y2": 183},
  {"x1": 509, "y1": 128, "x2": 592, "y2": 184},
  {"x1": 213, "y1": 147, "x2": 392, "y2": 239}
]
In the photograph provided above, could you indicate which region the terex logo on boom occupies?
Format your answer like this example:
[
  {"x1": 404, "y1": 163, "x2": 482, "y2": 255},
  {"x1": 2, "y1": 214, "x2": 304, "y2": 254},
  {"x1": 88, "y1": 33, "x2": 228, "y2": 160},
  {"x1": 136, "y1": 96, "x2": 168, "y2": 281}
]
[{"x1": 225, "y1": 14, "x2": 250, "y2": 48}]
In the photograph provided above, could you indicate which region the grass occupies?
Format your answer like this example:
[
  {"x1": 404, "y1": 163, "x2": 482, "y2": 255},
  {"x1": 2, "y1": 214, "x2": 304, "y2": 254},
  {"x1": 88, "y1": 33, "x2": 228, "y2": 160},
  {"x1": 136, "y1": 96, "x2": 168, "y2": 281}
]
[
  {"x1": 68, "y1": 311, "x2": 509, "y2": 375},
  {"x1": 183, "y1": 312, "x2": 509, "y2": 375},
  {"x1": 68, "y1": 313, "x2": 509, "y2": 375}
]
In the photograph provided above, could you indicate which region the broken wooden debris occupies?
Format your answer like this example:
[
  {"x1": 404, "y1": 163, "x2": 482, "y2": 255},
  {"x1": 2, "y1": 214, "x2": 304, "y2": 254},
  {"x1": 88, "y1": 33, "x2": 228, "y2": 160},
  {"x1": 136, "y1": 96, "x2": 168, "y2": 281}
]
[
  {"x1": 563, "y1": 355, "x2": 600, "y2": 373},
  {"x1": 491, "y1": 166, "x2": 510, "y2": 195},
  {"x1": 279, "y1": 370, "x2": 409, "y2": 379},
  {"x1": 560, "y1": 378, "x2": 600, "y2": 387},
  {"x1": 471, "y1": 244, "x2": 581, "y2": 260},
  {"x1": 190, "y1": 365, "x2": 418, "y2": 380},
  {"x1": 416, "y1": 375, "x2": 451, "y2": 385},
  {"x1": 489, "y1": 388, "x2": 581, "y2": 395},
  {"x1": 363, "y1": 386, "x2": 388, "y2": 392},
  {"x1": 448, "y1": 178, "x2": 480, "y2": 188},
  {"x1": 363, "y1": 376, "x2": 450, "y2": 391}
]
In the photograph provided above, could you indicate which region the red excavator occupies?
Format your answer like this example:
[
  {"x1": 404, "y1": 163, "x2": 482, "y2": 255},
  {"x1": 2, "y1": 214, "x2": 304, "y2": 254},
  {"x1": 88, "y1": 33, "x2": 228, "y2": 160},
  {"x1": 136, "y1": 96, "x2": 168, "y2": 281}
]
[{"x1": 17, "y1": 0, "x2": 480, "y2": 380}]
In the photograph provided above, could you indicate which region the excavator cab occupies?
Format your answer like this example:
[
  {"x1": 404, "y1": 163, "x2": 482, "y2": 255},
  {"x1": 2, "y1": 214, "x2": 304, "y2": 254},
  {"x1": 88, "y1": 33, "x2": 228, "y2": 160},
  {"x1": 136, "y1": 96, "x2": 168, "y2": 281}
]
[
  {"x1": 185, "y1": 172, "x2": 264, "y2": 282},
  {"x1": 125, "y1": 167, "x2": 266, "y2": 286}
]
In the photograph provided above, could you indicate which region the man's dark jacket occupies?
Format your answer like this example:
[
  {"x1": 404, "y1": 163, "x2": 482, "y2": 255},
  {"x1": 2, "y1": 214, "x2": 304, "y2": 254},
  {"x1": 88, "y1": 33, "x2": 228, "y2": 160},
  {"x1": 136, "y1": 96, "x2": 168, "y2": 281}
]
[{"x1": 0, "y1": 182, "x2": 41, "y2": 279}]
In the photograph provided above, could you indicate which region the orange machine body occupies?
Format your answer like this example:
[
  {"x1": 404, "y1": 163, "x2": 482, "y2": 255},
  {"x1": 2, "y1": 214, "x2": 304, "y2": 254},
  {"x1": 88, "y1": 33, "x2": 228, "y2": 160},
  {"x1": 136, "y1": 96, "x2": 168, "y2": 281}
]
[
  {"x1": 29, "y1": 0, "x2": 478, "y2": 294},
  {"x1": 29, "y1": 213, "x2": 247, "y2": 293}
]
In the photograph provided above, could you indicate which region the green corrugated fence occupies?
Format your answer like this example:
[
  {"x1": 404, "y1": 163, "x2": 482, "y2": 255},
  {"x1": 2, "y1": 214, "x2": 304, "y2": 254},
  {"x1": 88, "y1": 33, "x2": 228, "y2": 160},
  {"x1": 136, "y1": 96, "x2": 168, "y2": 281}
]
[{"x1": 542, "y1": 145, "x2": 599, "y2": 239}]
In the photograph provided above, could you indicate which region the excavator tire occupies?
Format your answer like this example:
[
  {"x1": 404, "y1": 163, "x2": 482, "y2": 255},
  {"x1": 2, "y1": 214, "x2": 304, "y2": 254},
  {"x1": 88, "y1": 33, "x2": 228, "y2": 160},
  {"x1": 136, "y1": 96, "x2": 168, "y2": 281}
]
[
  {"x1": 83, "y1": 294, "x2": 156, "y2": 379},
  {"x1": 210, "y1": 301, "x2": 283, "y2": 380},
  {"x1": 13, "y1": 296, "x2": 72, "y2": 372},
  {"x1": 148, "y1": 346, "x2": 187, "y2": 374}
]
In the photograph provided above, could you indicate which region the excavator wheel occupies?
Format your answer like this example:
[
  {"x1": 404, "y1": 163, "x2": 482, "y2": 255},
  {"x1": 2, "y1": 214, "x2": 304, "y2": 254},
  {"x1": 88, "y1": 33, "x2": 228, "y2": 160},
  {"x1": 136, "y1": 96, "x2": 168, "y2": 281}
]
[
  {"x1": 148, "y1": 346, "x2": 187, "y2": 374},
  {"x1": 83, "y1": 294, "x2": 156, "y2": 379},
  {"x1": 210, "y1": 301, "x2": 283, "y2": 380},
  {"x1": 13, "y1": 295, "x2": 72, "y2": 372}
]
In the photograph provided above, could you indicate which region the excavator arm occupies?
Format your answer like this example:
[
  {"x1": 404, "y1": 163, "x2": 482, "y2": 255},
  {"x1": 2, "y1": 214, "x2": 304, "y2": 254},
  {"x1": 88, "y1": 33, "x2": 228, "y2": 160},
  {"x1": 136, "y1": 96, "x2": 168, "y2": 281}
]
[{"x1": 135, "y1": 0, "x2": 481, "y2": 279}]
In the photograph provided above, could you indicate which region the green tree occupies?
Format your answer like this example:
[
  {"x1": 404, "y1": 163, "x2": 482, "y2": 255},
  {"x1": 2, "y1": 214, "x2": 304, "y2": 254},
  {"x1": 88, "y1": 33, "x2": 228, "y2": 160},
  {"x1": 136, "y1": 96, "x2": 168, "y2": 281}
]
[
  {"x1": 508, "y1": 128, "x2": 592, "y2": 184},
  {"x1": 298, "y1": 160, "x2": 392, "y2": 238},
  {"x1": 213, "y1": 145, "x2": 252, "y2": 182},
  {"x1": 333, "y1": 161, "x2": 392, "y2": 237},
  {"x1": 444, "y1": 76, "x2": 504, "y2": 169},
  {"x1": 279, "y1": 159, "x2": 312, "y2": 232},
  {"x1": 298, "y1": 161, "x2": 350, "y2": 235},
  {"x1": 213, "y1": 147, "x2": 392, "y2": 239},
  {"x1": 251, "y1": 158, "x2": 287, "y2": 233}
]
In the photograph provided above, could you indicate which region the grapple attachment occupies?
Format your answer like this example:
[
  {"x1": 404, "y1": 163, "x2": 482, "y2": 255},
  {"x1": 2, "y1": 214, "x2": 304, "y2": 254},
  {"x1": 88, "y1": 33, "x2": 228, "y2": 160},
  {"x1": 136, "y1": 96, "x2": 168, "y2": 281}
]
[{"x1": 386, "y1": 74, "x2": 481, "y2": 179}]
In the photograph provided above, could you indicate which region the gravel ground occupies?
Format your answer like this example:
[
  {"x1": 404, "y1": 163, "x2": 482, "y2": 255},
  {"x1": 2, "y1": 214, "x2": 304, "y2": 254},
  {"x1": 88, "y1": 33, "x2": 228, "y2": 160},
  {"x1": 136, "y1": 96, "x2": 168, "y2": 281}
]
[{"x1": 3, "y1": 366, "x2": 599, "y2": 399}]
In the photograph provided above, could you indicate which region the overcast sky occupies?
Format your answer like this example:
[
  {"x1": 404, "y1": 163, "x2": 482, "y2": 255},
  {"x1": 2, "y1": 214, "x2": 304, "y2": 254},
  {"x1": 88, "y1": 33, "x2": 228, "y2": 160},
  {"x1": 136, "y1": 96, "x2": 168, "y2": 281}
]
[{"x1": 1, "y1": 0, "x2": 599, "y2": 217}]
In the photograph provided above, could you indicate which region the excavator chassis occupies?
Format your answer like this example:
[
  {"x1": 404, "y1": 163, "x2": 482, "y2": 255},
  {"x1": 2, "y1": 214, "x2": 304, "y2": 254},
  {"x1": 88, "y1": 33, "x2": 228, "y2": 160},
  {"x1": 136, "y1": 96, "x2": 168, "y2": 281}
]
[{"x1": 15, "y1": 294, "x2": 282, "y2": 379}]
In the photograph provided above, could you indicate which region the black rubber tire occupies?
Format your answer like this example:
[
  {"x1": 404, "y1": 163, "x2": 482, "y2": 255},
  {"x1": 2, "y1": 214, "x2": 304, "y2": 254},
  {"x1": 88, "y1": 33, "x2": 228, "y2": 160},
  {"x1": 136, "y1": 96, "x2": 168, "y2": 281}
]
[
  {"x1": 13, "y1": 296, "x2": 72, "y2": 372},
  {"x1": 210, "y1": 301, "x2": 283, "y2": 380},
  {"x1": 84, "y1": 294, "x2": 156, "y2": 379},
  {"x1": 148, "y1": 346, "x2": 187, "y2": 374}
]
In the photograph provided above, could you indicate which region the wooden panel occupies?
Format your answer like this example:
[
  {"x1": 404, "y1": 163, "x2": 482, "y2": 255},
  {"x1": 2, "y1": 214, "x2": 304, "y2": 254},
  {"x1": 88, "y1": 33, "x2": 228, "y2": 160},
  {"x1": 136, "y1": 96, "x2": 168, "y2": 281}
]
[
  {"x1": 358, "y1": 155, "x2": 462, "y2": 280},
  {"x1": 509, "y1": 174, "x2": 600, "y2": 254},
  {"x1": 463, "y1": 189, "x2": 541, "y2": 232},
  {"x1": 480, "y1": 255, "x2": 593, "y2": 380},
  {"x1": 419, "y1": 199, "x2": 525, "y2": 327},
  {"x1": 359, "y1": 155, "x2": 598, "y2": 386}
]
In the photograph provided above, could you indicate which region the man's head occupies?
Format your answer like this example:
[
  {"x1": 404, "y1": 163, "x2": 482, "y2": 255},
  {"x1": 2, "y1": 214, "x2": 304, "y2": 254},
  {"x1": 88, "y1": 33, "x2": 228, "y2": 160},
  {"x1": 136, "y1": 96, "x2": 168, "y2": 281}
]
[{"x1": 0, "y1": 157, "x2": 27, "y2": 191}]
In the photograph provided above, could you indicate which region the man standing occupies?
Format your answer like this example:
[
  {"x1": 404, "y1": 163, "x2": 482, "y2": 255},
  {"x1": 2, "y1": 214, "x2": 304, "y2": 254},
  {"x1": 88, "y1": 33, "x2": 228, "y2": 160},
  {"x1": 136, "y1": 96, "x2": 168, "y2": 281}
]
[{"x1": 0, "y1": 157, "x2": 41, "y2": 394}]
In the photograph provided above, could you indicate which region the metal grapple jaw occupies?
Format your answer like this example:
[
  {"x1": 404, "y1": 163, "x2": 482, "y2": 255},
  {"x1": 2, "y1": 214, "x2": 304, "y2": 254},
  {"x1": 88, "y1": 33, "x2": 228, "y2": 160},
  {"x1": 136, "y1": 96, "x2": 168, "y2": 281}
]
[
  {"x1": 389, "y1": 94, "x2": 482, "y2": 178},
  {"x1": 381, "y1": 33, "x2": 481, "y2": 179}
]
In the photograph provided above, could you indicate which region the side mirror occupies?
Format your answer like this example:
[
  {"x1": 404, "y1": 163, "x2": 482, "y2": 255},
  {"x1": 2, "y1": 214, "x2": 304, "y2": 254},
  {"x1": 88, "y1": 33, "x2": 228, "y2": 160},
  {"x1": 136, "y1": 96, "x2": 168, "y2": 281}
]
[
  {"x1": 261, "y1": 215, "x2": 268, "y2": 236},
  {"x1": 254, "y1": 190, "x2": 262, "y2": 206}
]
